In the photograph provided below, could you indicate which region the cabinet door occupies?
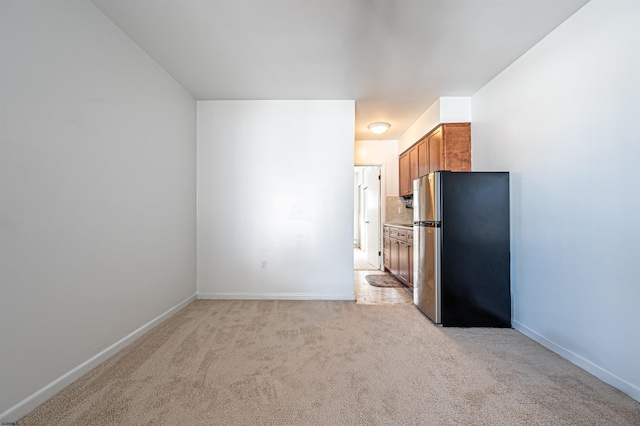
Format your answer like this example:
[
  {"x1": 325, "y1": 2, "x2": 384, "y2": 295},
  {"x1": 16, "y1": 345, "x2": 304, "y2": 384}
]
[
  {"x1": 409, "y1": 146, "x2": 419, "y2": 184},
  {"x1": 407, "y1": 242, "x2": 413, "y2": 289},
  {"x1": 428, "y1": 127, "x2": 443, "y2": 173},
  {"x1": 383, "y1": 236, "x2": 391, "y2": 270},
  {"x1": 390, "y1": 239, "x2": 400, "y2": 276},
  {"x1": 441, "y1": 123, "x2": 471, "y2": 171},
  {"x1": 398, "y1": 241, "x2": 409, "y2": 284},
  {"x1": 399, "y1": 153, "x2": 412, "y2": 196},
  {"x1": 417, "y1": 139, "x2": 428, "y2": 177}
]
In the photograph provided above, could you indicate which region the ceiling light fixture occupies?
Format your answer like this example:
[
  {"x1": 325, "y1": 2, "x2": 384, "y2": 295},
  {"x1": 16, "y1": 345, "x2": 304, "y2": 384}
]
[{"x1": 368, "y1": 122, "x2": 390, "y2": 135}]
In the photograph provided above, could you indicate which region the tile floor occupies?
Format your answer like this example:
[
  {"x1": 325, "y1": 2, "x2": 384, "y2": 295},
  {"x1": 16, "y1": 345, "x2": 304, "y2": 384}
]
[
  {"x1": 354, "y1": 270, "x2": 413, "y2": 305},
  {"x1": 354, "y1": 248, "x2": 413, "y2": 305},
  {"x1": 353, "y1": 247, "x2": 379, "y2": 270}
]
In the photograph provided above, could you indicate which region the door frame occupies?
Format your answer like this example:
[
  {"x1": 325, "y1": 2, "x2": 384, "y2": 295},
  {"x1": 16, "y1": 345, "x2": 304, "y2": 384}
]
[{"x1": 354, "y1": 165, "x2": 383, "y2": 271}]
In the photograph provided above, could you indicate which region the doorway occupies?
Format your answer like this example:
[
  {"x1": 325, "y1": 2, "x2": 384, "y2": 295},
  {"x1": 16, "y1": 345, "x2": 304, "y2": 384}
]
[{"x1": 354, "y1": 166, "x2": 381, "y2": 271}]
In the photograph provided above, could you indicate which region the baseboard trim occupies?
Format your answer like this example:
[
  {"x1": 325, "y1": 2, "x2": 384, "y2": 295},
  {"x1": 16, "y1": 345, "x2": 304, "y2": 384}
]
[
  {"x1": 512, "y1": 319, "x2": 640, "y2": 403},
  {"x1": 198, "y1": 292, "x2": 356, "y2": 301},
  {"x1": 0, "y1": 293, "x2": 197, "y2": 423}
]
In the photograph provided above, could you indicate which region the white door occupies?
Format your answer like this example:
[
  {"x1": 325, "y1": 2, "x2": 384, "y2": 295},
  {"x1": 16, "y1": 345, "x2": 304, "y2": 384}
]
[{"x1": 363, "y1": 167, "x2": 381, "y2": 269}]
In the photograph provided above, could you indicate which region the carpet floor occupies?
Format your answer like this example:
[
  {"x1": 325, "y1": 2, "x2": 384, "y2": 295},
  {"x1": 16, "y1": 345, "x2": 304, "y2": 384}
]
[{"x1": 18, "y1": 300, "x2": 640, "y2": 425}]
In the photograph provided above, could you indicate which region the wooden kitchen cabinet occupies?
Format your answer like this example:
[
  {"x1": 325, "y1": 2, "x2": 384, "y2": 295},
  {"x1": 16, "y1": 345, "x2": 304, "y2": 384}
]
[
  {"x1": 399, "y1": 152, "x2": 412, "y2": 197},
  {"x1": 383, "y1": 225, "x2": 413, "y2": 290},
  {"x1": 398, "y1": 123, "x2": 471, "y2": 196},
  {"x1": 383, "y1": 236, "x2": 391, "y2": 270},
  {"x1": 429, "y1": 123, "x2": 471, "y2": 172},
  {"x1": 428, "y1": 127, "x2": 443, "y2": 172},
  {"x1": 409, "y1": 145, "x2": 419, "y2": 185},
  {"x1": 417, "y1": 139, "x2": 428, "y2": 177},
  {"x1": 398, "y1": 241, "x2": 409, "y2": 284},
  {"x1": 407, "y1": 231, "x2": 414, "y2": 288},
  {"x1": 390, "y1": 238, "x2": 400, "y2": 276},
  {"x1": 398, "y1": 240, "x2": 413, "y2": 290}
]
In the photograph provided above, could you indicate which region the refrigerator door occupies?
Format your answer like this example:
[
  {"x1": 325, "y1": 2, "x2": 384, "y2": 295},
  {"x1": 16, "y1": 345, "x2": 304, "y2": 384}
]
[
  {"x1": 438, "y1": 171, "x2": 511, "y2": 327},
  {"x1": 413, "y1": 173, "x2": 442, "y2": 324},
  {"x1": 414, "y1": 224, "x2": 441, "y2": 323},
  {"x1": 429, "y1": 172, "x2": 440, "y2": 222},
  {"x1": 413, "y1": 175, "x2": 437, "y2": 223}
]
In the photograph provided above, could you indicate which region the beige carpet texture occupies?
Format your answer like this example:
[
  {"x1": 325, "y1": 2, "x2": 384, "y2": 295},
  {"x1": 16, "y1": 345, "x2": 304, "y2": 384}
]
[{"x1": 18, "y1": 300, "x2": 640, "y2": 425}]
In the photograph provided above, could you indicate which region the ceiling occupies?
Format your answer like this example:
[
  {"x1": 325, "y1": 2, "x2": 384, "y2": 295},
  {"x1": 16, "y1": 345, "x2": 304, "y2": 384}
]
[{"x1": 91, "y1": 0, "x2": 589, "y2": 140}]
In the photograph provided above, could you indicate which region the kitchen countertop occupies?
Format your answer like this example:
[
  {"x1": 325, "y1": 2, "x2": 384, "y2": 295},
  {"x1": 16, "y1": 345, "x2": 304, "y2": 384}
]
[{"x1": 384, "y1": 223, "x2": 413, "y2": 229}]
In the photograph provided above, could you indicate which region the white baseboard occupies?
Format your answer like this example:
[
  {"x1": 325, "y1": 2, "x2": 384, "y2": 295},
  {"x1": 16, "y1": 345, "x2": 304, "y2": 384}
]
[
  {"x1": 0, "y1": 293, "x2": 197, "y2": 423},
  {"x1": 198, "y1": 292, "x2": 356, "y2": 301},
  {"x1": 512, "y1": 320, "x2": 640, "y2": 403}
]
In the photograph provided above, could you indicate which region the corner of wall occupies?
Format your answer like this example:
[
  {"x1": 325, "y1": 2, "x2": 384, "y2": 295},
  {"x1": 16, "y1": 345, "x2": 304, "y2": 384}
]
[
  {"x1": 439, "y1": 97, "x2": 471, "y2": 123},
  {"x1": 397, "y1": 97, "x2": 471, "y2": 153},
  {"x1": 0, "y1": 294, "x2": 196, "y2": 423}
]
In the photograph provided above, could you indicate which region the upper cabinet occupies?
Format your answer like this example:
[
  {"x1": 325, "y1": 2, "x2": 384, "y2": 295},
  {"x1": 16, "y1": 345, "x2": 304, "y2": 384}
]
[
  {"x1": 399, "y1": 152, "x2": 412, "y2": 197},
  {"x1": 428, "y1": 127, "x2": 443, "y2": 172},
  {"x1": 398, "y1": 123, "x2": 471, "y2": 196},
  {"x1": 409, "y1": 145, "x2": 419, "y2": 184},
  {"x1": 435, "y1": 123, "x2": 471, "y2": 172},
  {"x1": 417, "y1": 139, "x2": 428, "y2": 177},
  {"x1": 399, "y1": 145, "x2": 421, "y2": 197}
]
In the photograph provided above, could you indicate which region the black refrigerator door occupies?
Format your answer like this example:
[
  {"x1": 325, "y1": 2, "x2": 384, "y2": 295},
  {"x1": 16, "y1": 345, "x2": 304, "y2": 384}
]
[{"x1": 439, "y1": 172, "x2": 511, "y2": 327}]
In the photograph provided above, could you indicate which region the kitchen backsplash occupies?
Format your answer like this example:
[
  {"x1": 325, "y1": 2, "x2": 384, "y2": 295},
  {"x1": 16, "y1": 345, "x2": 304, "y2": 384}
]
[{"x1": 385, "y1": 196, "x2": 413, "y2": 224}]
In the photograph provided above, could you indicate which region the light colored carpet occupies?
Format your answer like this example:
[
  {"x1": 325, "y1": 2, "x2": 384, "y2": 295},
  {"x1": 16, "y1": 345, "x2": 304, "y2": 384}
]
[{"x1": 18, "y1": 300, "x2": 640, "y2": 425}]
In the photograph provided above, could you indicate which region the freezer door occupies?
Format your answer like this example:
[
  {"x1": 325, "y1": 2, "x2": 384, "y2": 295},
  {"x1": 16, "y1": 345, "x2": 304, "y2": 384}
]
[
  {"x1": 413, "y1": 175, "x2": 436, "y2": 223},
  {"x1": 430, "y1": 172, "x2": 441, "y2": 222},
  {"x1": 414, "y1": 224, "x2": 441, "y2": 323}
]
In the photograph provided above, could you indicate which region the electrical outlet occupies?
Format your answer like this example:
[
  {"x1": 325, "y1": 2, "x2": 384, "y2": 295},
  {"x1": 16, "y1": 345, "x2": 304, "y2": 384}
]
[
  {"x1": 398, "y1": 207, "x2": 403, "y2": 213},
  {"x1": 260, "y1": 260, "x2": 268, "y2": 270}
]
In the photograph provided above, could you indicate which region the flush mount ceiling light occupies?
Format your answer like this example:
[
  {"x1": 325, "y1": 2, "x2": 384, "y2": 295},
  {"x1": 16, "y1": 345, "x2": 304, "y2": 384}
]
[{"x1": 368, "y1": 122, "x2": 390, "y2": 135}]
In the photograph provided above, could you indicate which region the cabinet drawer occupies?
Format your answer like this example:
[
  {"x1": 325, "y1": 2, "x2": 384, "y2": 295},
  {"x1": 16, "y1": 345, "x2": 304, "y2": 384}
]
[
  {"x1": 407, "y1": 231, "x2": 413, "y2": 243},
  {"x1": 389, "y1": 228, "x2": 397, "y2": 238},
  {"x1": 383, "y1": 227, "x2": 390, "y2": 237},
  {"x1": 390, "y1": 228, "x2": 409, "y2": 241},
  {"x1": 389, "y1": 228, "x2": 407, "y2": 241}
]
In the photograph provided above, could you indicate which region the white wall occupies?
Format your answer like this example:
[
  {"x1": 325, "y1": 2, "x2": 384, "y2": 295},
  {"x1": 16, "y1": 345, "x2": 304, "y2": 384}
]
[
  {"x1": 398, "y1": 97, "x2": 471, "y2": 153},
  {"x1": 353, "y1": 169, "x2": 364, "y2": 245},
  {"x1": 439, "y1": 97, "x2": 472, "y2": 125},
  {"x1": 0, "y1": 1, "x2": 197, "y2": 419},
  {"x1": 355, "y1": 139, "x2": 399, "y2": 227},
  {"x1": 197, "y1": 101, "x2": 354, "y2": 300},
  {"x1": 471, "y1": 0, "x2": 640, "y2": 401},
  {"x1": 354, "y1": 139, "x2": 399, "y2": 197}
]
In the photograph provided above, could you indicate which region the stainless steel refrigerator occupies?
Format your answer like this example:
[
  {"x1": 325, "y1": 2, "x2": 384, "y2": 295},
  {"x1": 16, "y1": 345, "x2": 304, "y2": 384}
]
[{"x1": 413, "y1": 171, "x2": 511, "y2": 327}]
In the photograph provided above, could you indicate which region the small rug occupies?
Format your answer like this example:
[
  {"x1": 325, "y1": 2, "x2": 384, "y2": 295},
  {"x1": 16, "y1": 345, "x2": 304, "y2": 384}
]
[{"x1": 365, "y1": 274, "x2": 403, "y2": 288}]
